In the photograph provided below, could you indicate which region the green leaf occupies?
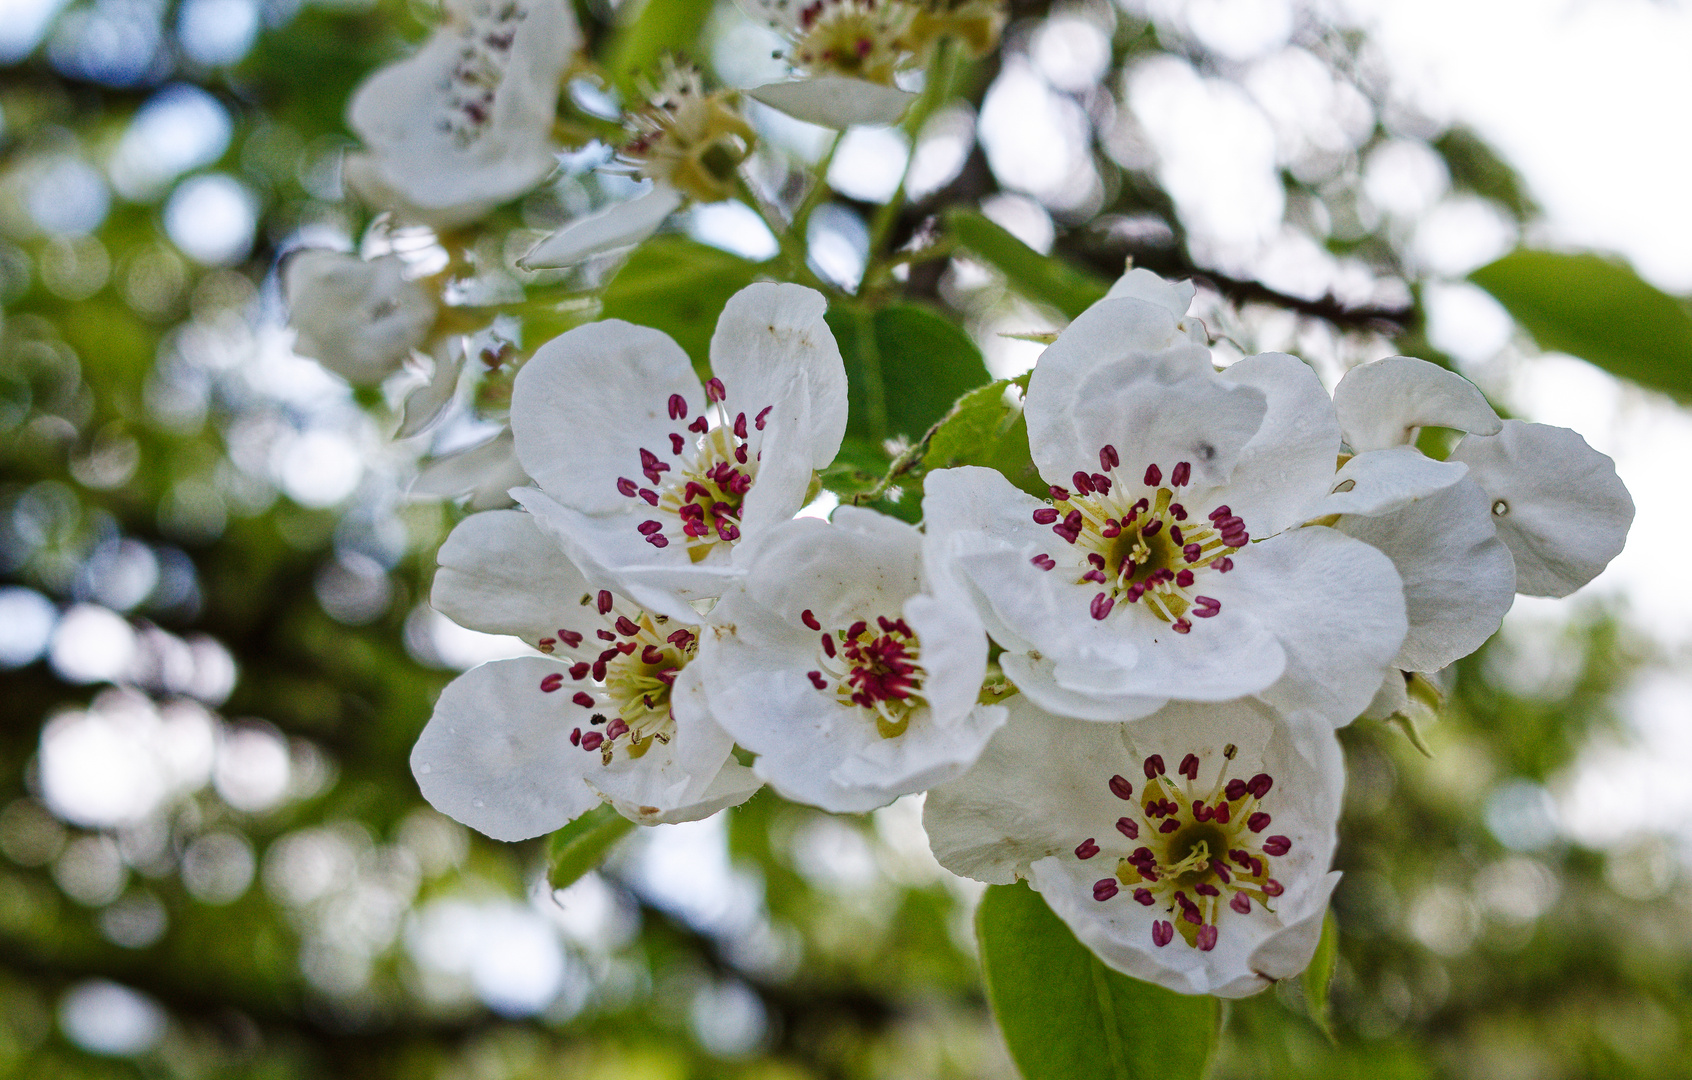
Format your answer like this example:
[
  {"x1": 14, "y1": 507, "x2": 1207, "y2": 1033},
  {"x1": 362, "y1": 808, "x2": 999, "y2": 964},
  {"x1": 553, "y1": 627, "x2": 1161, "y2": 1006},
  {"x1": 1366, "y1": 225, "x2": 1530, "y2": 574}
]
[
  {"x1": 600, "y1": 0, "x2": 716, "y2": 98},
  {"x1": 547, "y1": 804, "x2": 636, "y2": 891},
  {"x1": 976, "y1": 882, "x2": 1219, "y2": 1080},
  {"x1": 946, "y1": 208, "x2": 1110, "y2": 319},
  {"x1": 599, "y1": 236, "x2": 766, "y2": 368},
  {"x1": 923, "y1": 376, "x2": 1043, "y2": 498},
  {"x1": 827, "y1": 303, "x2": 993, "y2": 443},
  {"x1": 1470, "y1": 250, "x2": 1692, "y2": 402},
  {"x1": 1303, "y1": 910, "x2": 1339, "y2": 1042}
]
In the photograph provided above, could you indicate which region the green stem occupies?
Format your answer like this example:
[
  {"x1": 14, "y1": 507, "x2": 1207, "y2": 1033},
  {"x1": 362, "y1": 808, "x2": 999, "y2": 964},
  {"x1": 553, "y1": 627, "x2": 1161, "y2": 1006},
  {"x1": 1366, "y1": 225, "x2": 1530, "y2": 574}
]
[
  {"x1": 791, "y1": 131, "x2": 845, "y2": 247},
  {"x1": 734, "y1": 177, "x2": 827, "y2": 292},
  {"x1": 864, "y1": 39, "x2": 960, "y2": 292}
]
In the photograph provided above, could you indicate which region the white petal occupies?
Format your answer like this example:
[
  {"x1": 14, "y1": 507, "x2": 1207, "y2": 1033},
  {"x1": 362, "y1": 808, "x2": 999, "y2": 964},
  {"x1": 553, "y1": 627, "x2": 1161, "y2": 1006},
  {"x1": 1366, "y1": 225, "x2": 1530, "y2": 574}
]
[
  {"x1": 923, "y1": 696, "x2": 1134, "y2": 884},
  {"x1": 1024, "y1": 297, "x2": 1214, "y2": 484},
  {"x1": 1332, "y1": 355, "x2": 1501, "y2": 453},
  {"x1": 1064, "y1": 363, "x2": 1267, "y2": 493},
  {"x1": 1206, "y1": 526, "x2": 1407, "y2": 727},
  {"x1": 396, "y1": 338, "x2": 464, "y2": 439},
  {"x1": 1216, "y1": 352, "x2": 1343, "y2": 535},
  {"x1": 1102, "y1": 268, "x2": 1197, "y2": 320},
  {"x1": 410, "y1": 658, "x2": 601, "y2": 841},
  {"x1": 1360, "y1": 670, "x2": 1410, "y2": 722},
  {"x1": 518, "y1": 184, "x2": 683, "y2": 269},
  {"x1": 410, "y1": 430, "x2": 530, "y2": 510},
  {"x1": 284, "y1": 251, "x2": 435, "y2": 384},
  {"x1": 747, "y1": 76, "x2": 916, "y2": 128},
  {"x1": 607, "y1": 762, "x2": 761, "y2": 825},
  {"x1": 1314, "y1": 446, "x2": 1468, "y2": 518},
  {"x1": 1449, "y1": 420, "x2": 1634, "y2": 598},
  {"x1": 431, "y1": 509, "x2": 590, "y2": 642},
  {"x1": 510, "y1": 318, "x2": 703, "y2": 514},
  {"x1": 999, "y1": 651, "x2": 1166, "y2": 721},
  {"x1": 1338, "y1": 478, "x2": 1515, "y2": 672},
  {"x1": 515, "y1": 487, "x2": 735, "y2": 623},
  {"x1": 708, "y1": 282, "x2": 848, "y2": 471},
  {"x1": 921, "y1": 466, "x2": 1056, "y2": 653}
]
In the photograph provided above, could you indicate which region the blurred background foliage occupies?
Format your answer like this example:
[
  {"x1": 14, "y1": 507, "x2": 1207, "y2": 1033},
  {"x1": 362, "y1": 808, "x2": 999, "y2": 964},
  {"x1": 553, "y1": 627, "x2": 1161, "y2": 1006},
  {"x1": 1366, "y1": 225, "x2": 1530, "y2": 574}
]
[{"x1": 2, "y1": 0, "x2": 1691, "y2": 1075}]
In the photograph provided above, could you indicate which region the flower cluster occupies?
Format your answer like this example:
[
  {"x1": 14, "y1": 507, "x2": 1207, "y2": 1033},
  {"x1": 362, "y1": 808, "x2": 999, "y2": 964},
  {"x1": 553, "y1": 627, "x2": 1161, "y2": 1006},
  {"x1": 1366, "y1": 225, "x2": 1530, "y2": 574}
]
[{"x1": 412, "y1": 270, "x2": 1631, "y2": 996}]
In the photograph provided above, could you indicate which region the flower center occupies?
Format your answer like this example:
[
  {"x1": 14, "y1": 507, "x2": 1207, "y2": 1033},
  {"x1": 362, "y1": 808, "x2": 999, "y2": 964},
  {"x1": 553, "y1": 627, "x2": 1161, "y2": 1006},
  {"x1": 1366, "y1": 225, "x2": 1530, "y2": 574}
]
[
  {"x1": 535, "y1": 589, "x2": 699, "y2": 765},
  {"x1": 438, "y1": 1, "x2": 529, "y2": 148},
  {"x1": 1027, "y1": 446, "x2": 1249, "y2": 633},
  {"x1": 621, "y1": 62, "x2": 756, "y2": 203},
  {"x1": 615, "y1": 378, "x2": 774, "y2": 563},
  {"x1": 787, "y1": 0, "x2": 920, "y2": 84},
  {"x1": 1076, "y1": 750, "x2": 1292, "y2": 952},
  {"x1": 803, "y1": 609, "x2": 926, "y2": 738}
]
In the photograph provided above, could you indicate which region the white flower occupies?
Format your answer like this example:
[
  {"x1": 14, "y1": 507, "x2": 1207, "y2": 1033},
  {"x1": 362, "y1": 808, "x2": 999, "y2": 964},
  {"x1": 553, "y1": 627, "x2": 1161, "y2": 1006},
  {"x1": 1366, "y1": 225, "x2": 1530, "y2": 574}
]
[
  {"x1": 925, "y1": 694, "x2": 1342, "y2": 998},
  {"x1": 1327, "y1": 357, "x2": 1631, "y2": 685},
  {"x1": 740, "y1": 0, "x2": 1005, "y2": 128},
  {"x1": 411, "y1": 509, "x2": 758, "y2": 839},
  {"x1": 696, "y1": 507, "x2": 1007, "y2": 812},
  {"x1": 344, "y1": 0, "x2": 580, "y2": 228},
  {"x1": 923, "y1": 284, "x2": 1407, "y2": 728},
  {"x1": 522, "y1": 64, "x2": 755, "y2": 269},
  {"x1": 283, "y1": 251, "x2": 435, "y2": 385},
  {"x1": 509, "y1": 282, "x2": 848, "y2": 620},
  {"x1": 741, "y1": 0, "x2": 923, "y2": 128}
]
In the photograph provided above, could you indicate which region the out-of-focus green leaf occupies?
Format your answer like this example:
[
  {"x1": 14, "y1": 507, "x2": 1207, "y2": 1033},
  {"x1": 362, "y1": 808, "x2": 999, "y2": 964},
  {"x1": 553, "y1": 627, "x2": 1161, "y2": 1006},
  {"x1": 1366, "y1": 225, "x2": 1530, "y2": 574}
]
[
  {"x1": 599, "y1": 236, "x2": 766, "y2": 368},
  {"x1": 827, "y1": 304, "x2": 992, "y2": 442},
  {"x1": 1435, "y1": 128, "x2": 1538, "y2": 220},
  {"x1": 600, "y1": 0, "x2": 716, "y2": 97},
  {"x1": 1470, "y1": 250, "x2": 1692, "y2": 401},
  {"x1": 922, "y1": 375, "x2": 1043, "y2": 498},
  {"x1": 1304, "y1": 910, "x2": 1339, "y2": 1042},
  {"x1": 946, "y1": 208, "x2": 1109, "y2": 318},
  {"x1": 976, "y1": 882, "x2": 1219, "y2": 1080},
  {"x1": 547, "y1": 804, "x2": 636, "y2": 891}
]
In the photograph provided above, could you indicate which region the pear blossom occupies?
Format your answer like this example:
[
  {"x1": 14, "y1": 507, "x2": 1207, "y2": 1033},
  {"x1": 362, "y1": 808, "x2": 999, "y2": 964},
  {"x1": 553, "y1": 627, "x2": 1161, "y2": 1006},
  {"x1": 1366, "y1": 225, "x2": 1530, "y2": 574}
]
[
  {"x1": 1327, "y1": 357, "x2": 1631, "y2": 685},
  {"x1": 925, "y1": 694, "x2": 1342, "y2": 997},
  {"x1": 740, "y1": 0, "x2": 1004, "y2": 128},
  {"x1": 923, "y1": 278, "x2": 1407, "y2": 728},
  {"x1": 283, "y1": 251, "x2": 436, "y2": 385},
  {"x1": 509, "y1": 282, "x2": 848, "y2": 620},
  {"x1": 344, "y1": 0, "x2": 580, "y2": 228},
  {"x1": 411, "y1": 509, "x2": 758, "y2": 839},
  {"x1": 696, "y1": 508, "x2": 1007, "y2": 813},
  {"x1": 522, "y1": 63, "x2": 756, "y2": 269}
]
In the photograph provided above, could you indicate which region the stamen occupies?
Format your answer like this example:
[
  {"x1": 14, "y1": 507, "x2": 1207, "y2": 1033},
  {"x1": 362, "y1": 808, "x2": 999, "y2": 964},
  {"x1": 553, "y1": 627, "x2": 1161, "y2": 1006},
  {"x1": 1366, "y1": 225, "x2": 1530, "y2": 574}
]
[
  {"x1": 1032, "y1": 507, "x2": 1059, "y2": 524},
  {"x1": 705, "y1": 376, "x2": 726, "y2": 401},
  {"x1": 597, "y1": 591, "x2": 614, "y2": 615},
  {"x1": 1152, "y1": 921, "x2": 1173, "y2": 947},
  {"x1": 1093, "y1": 879, "x2": 1119, "y2": 901},
  {"x1": 1262, "y1": 836, "x2": 1291, "y2": 856},
  {"x1": 1075, "y1": 838, "x2": 1100, "y2": 859},
  {"x1": 539, "y1": 673, "x2": 564, "y2": 692},
  {"x1": 1109, "y1": 775, "x2": 1133, "y2": 800},
  {"x1": 1144, "y1": 464, "x2": 1162, "y2": 486},
  {"x1": 1171, "y1": 461, "x2": 1191, "y2": 486},
  {"x1": 802, "y1": 609, "x2": 822, "y2": 631},
  {"x1": 755, "y1": 406, "x2": 772, "y2": 430},
  {"x1": 572, "y1": 691, "x2": 594, "y2": 708},
  {"x1": 668, "y1": 393, "x2": 688, "y2": 420}
]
